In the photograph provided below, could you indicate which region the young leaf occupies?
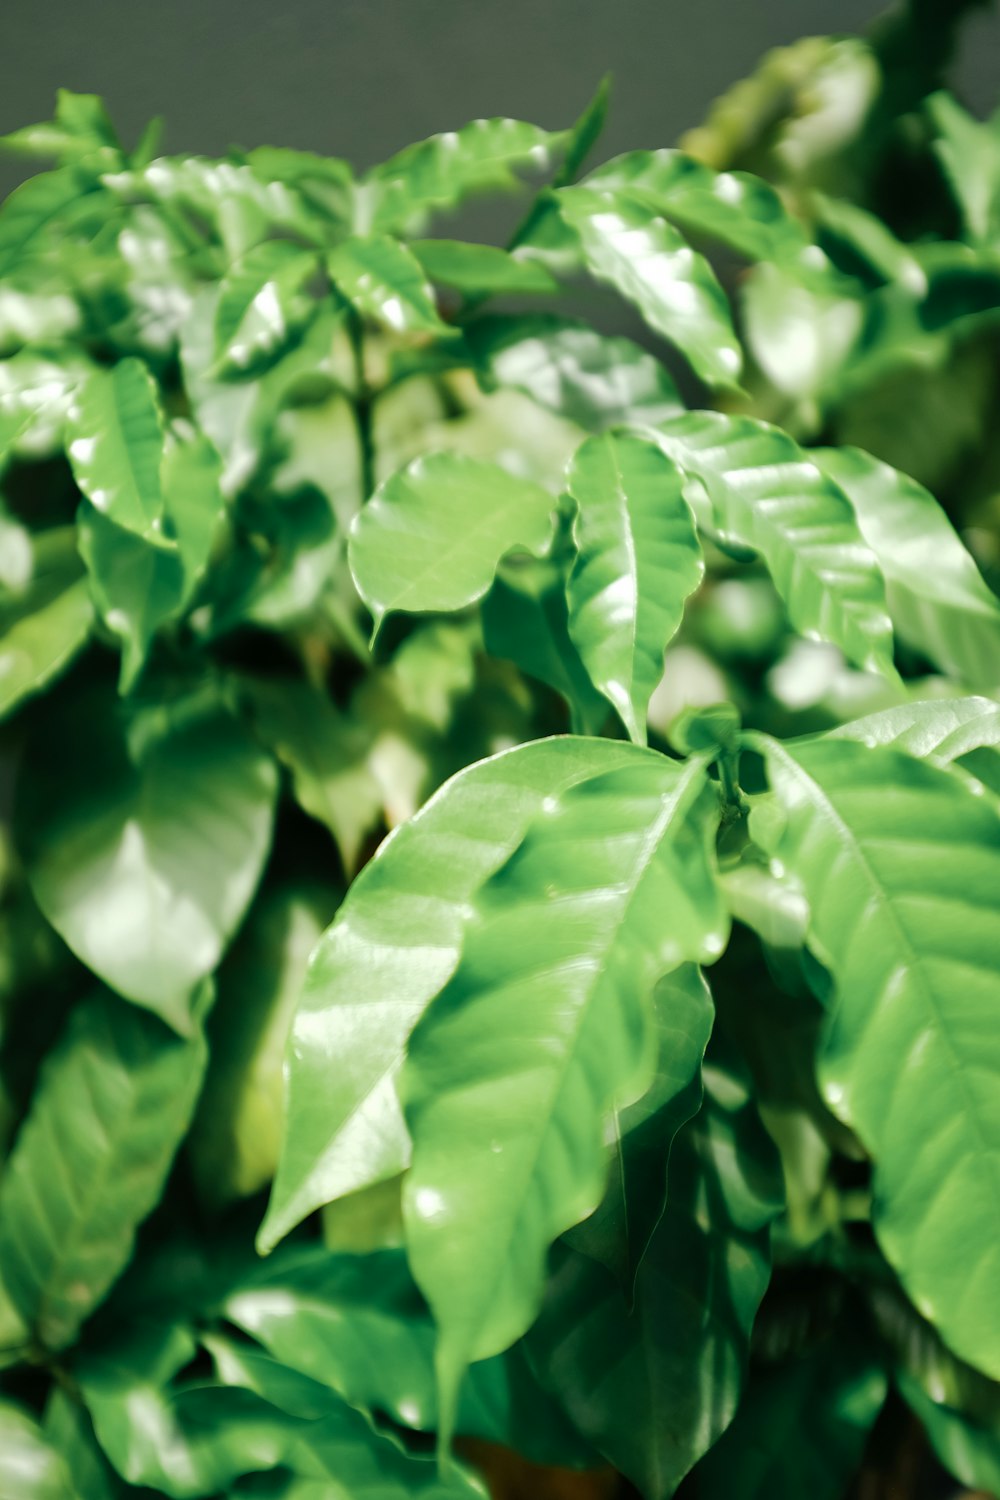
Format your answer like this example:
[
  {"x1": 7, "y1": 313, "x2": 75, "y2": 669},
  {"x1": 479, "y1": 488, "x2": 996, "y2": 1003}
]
[
  {"x1": 18, "y1": 687, "x2": 277, "y2": 1035},
  {"x1": 260, "y1": 736, "x2": 640, "y2": 1253},
  {"x1": 401, "y1": 754, "x2": 727, "y2": 1431},
  {"x1": 0, "y1": 89, "x2": 119, "y2": 165},
  {"x1": 0, "y1": 991, "x2": 207, "y2": 1350},
  {"x1": 557, "y1": 184, "x2": 742, "y2": 389},
  {"x1": 656, "y1": 412, "x2": 896, "y2": 678},
  {"x1": 411, "y1": 240, "x2": 558, "y2": 296},
  {"x1": 751, "y1": 734, "x2": 1000, "y2": 1380},
  {"x1": 813, "y1": 445, "x2": 1000, "y2": 691},
  {"x1": 213, "y1": 240, "x2": 319, "y2": 374},
  {"x1": 566, "y1": 431, "x2": 704, "y2": 744},
  {"x1": 467, "y1": 313, "x2": 683, "y2": 431},
  {"x1": 527, "y1": 1062, "x2": 783, "y2": 1499},
  {"x1": 363, "y1": 119, "x2": 567, "y2": 234},
  {"x1": 695, "y1": 1344, "x2": 888, "y2": 1499},
  {"x1": 328, "y1": 234, "x2": 455, "y2": 337},
  {"x1": 66, "y1": 359, "x2": 168, "y2": 543},
  {"x1": 0, "y1": 527, "x2": 93, "y2": 721},
  {"x1": 348, "y1": 452, "x2": 554, "y2": 633}
]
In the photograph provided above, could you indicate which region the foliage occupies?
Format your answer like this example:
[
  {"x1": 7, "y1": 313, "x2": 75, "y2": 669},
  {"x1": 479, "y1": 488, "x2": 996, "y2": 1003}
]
[{"x1": 1, "y1": 4, "x2": 999, "y2": 1495}]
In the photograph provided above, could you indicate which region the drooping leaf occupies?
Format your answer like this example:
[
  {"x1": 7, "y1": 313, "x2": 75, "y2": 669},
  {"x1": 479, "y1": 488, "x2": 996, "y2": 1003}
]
[
  {"x1": 18, "y1": 685, "x2": 278, "y2": 1034},
  {"x1": 466, "y1": 314, "x2": 683, "y2": 431},
  {"x1": 0, "y1": 526, "x2": 93, "y2": 721},
  {"x1": 410, "y1": 240, "x2": 558, "y2": 296},
  {"x1": 565, "y1": 431, "x2": 704, "y2": 744},
  {"x1": 813, "y1": 445, "x2": 1000, "y2": 690},
  {"x1": 655, "y1": 411, "x2": 896, "y2": 678},
  {"x1": 363, "y1": 119, "x2": 567, "y2": 235},
  {"x1": 348, "y1": 452, "x2": 554, "y2": 633},
  {"x1": 527, "y1": 1062, "x2": 783, "y2": 1499},
  {"x1": 557, "y1": 184, "x2": 742, "y2": 389},
  {"x1": 213, "y1": 240, "x2": 319, "y2": 375},
  {"x1": 0, "y1": 990, "x2": 207, "y2": 1350},
  {"x1": 402, "y1": 754, "x2": 727, "y2": 1431},
  {"x1": 564, "y1": 964, "x2": 714, "y2": 1286},
  {"x1": 66, "y1": 359, "x2": 167, "y2": 543},
  {"x1": 260, "y1": 736, "x2": 640, "y2": 1253},
  {"x1": 750, "y1": 733, "x2": 1000, "y2": 1380},
  {"x1": 0, "y1": 1401, "x2": 74, "y2": 1499},
  {"x1": 695, "y1": 1343, "x2": 887, "y2": 1499},
  {"x1": 328, "y1": 233, "x2": 456, "y2": 339}
]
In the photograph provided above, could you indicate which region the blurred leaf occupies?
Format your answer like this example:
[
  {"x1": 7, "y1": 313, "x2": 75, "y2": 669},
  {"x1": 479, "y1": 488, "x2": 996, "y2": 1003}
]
[
  {"x1": 411, "y1": 240, "x2": 557, "y2": 296},
  {"x1": 0, "y1": 168, "x2": 101, "y2": 276},
  {"x1": 0, "y1": 1400, "x2": 74, "y2": 1499},
  {"x1": 0, "y1": 527, "x2": 93, "y2": 721},
  {"x1": 328, "y1": 235, "x2": 456, "y2": 338},
  {"x1": 927, "y1": 91, "x2": 1000, "y2": 246},
  {"x1": 0, "y1": 90, "x2": 120, "y2": 166},
  {"x1": 214, "y1": 241, "x2": 320, "y2": 376},
  {"x1": 66, "y1": 359, "x2": 167, "y2": 544}
]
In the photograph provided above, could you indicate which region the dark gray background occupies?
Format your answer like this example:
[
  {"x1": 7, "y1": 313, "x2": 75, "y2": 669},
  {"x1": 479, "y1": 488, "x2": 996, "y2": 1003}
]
[{"x1": 1, "y1": 0, "x2": 999, "y2": 199}]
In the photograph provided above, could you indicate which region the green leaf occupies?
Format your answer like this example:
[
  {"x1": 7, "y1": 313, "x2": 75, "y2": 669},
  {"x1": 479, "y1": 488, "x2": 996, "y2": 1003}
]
[
  {"x1": 66, "y1": 359, "x2": 168, "y2": 543},
  {"x1": 695, "y1": 1343, "x2": 887, "y2": 1499},
  {"x1": 0, "y1": 349, "x2": 93, "y2": 464},
  {"x1": 43, "y1": 1390, "x2": 126, "y2": 1500},
  {"x1": 260, "y1": 736, "x2": 640, "y2": 1253},
  {"x1": 813, "y1": 446, "x2": 1000, "y2": 690},
  {"x1": 364, "y1": 119, "x2": 567, "y2": 235},
  {"x1": 328, "y1": 234, "x2": 455, "y2": 337},
  {"x1": 566, "y1": 432, "x2": 704, "y2": 744},
  {"x1": 214, "y1": 241, "x2": 319, "y2": 375},
  {"x1": 0, "y1": 1401, "x2": 74, "y2": 1499},
  {"x1": 18, "y1": 686, "x2": 277, "y2": 1034},
  {"x1": 899, "y1": 1372, "x2": 1000, "y2": 1495},
  {"x1": 348, "y1": 452, "x2": 554, "y2": 633},
  {"x1": 466, "y1": 314, "x2": 683, "y2": 431},
  {"x1": 827, "y1": 696, "x2": 1000, "y2": 765},
  {"x1": 557, "y1": 184, "x2": 742, "y2": 389},
  {"x1": 563, "y1": 965, "x2": 713, "y2": 1286},
  {"x1": 287, "y1": 1409, "x2": 489, "y2": 1499},
  {"x1": 0, "y1": 527, "x2": 93, "y2": 721},
  {"x1": 0, "y1": 990, "x2": 207, "y2": 1350},
  {"x1": 655, "y1": 412, "x2": 896, "y2": 678},
  {"x1": 189, "y1": 882, "x2": 339, "y2": 1205},
  {"x1": 584, "y1": 149, "x2": 809, "y2": 261},
  {"x1": 751, "y1": 734, "x2": 1000, "y2": 1380},
  {"x1": 410, "y1": 240, "x2": 557, "y2": 296},
  {"x1": 0, "y1": 169, "x2": 96, "y2": 276},
  {"x1": 927, "y1": 91, "x2": 1000, "y2": 246},
  {"x1": 402, "y1": 753, "x2": 727, "y2": 1430},
  {"x1": 0, "y1": 90, "x2": 120, "y2": 165},
  {"x1": 527, "y1": 1062, "x2": 783, "y2": 1499}
]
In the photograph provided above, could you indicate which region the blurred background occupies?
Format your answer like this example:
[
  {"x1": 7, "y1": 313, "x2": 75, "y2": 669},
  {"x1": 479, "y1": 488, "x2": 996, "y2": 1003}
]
[{"x1": 2, "y1": 0, "x2": 1000, "y2": 199}]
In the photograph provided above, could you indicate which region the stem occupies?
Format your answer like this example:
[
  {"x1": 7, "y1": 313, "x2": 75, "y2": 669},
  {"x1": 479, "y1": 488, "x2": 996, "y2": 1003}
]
[{"x1": 348, "y1": 310, "x2": 376, "y2": 504}]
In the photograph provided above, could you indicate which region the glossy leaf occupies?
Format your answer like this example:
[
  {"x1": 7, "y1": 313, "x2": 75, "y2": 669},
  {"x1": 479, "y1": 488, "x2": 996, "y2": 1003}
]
[
  {"x1": 0, "y1": 527, "x2": 93, "y2": 721},
  {"x1": 0, "y1": 990, "x2": 207, "y2": 1349},
  {"x1": 214, "y1": 241, "x2": 319, "y2": 374},
  {"x1": 751, "y1": 734, "x2": 1000, "y2": 1379},
  {"x1": 656, "y1": 411, "x2": 896, "y2": 678},
  {"x1": 814, "y1": 445, "x2": 1000, "y2": 690},
  {"x1": 364, "y1": 119, "x2": 567, "y2": 234},
  {"x1": 260, "y1": 736, "x2": 640, "y2": 1253},
  {"x1": 402, "y1": 754, "x2": 727, "y2": 1429},
  {"x1": 18, "y1": 687, "x2": 277, "y2": 1034},
  {"x1": 695, "y1": 1343, "x2": 887, "y2": 1499},
  {"x1": 328, "y1": 234, "x2": 455, "y2": 337},
  {"x1": 566, "y1": 431, "x2": 704, "y2": 743},
  {"x1": 467, "y1": 314, "x2": 683, "y2": 431},
  {"x1": 827, "y1": 696, "x2": 1000, "y2": 766},
  {"x1": 528, "y1": 1062, "x2": 783, "y2": 1498},
  {"x1": 557, "y1": 184, "x2": 742, "y2": 389},
  {"x1": 410, "y1": 240, "x2": 557, "y2": 296},
  {"x1": 66, "y1": 359, "x2": 167, "y2": 543},
  {"x1": 348, "y1": 451, "x2": 554, "y2": 632},
  {"x1": 0, "y1": 1401, "x2": 73, "y2": 1499}
]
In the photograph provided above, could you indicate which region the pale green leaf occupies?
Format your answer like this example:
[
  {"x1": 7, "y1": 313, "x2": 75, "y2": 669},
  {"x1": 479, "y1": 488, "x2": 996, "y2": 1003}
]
[
  {"x1": 214, "y1": 241, "x2": 319, "y2": 375},
  {"x1": 66, "y1": 359, "x2": 167, "y2": 543},
  {"x1": 348, "y1": 452, "x2": 554, "y2": 632},
  {"x1": 557, "y1": 184, "x2": 742, "y2": 389},
  {"x1": 751, "y1": 734, "x2": 1000, "y2": 1379},
  {"x1": 566, "y1": 431, "x2": 704, "y2": 743},
  {"x1": 260, "y1": 736, "x2": 640, "y2": 1253},
  {"x1": 0, "y1": 169, "x2": 96, "y2": 276},
  {"x1": 928, "y1": 91, "x2": 1000, "y2": 246},
  {"x1": 0, "y1": 1401, "x2": 73, "y2": 1499},
  {"x1": 466, "y1": 313, "x2": 683, "y2": 431},
  {"x1": 827, "y1": 696, "x2": 1000, "y2": 765},
  {"x1": 656, "y1": 412, "x2": 896, "y2": 677},
  {"x1": 527, "y1": 1062, "x2": 782, "y2": 1498},
  {"x1": 0, "y1": 991, "x2": 207, "y2": 1350},
  {"x1": 402, "y1": 754, "x2": 727, "y2": 1429},
  {"x1": 0, "y1": 527, "x2": 92, "y2": 721},
  {"x1": 18, "y1": 687, "x2": 278, "y2": 1034},
  {"x1": 813, "y1": 446, "x2": 1000, "y2": 690},
  {"x1": 328, "y1": 234, "x2": 454, "y2": 337},
  {"x1": 411, "y1": 240, "x2": 557, "y2": 296}
]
